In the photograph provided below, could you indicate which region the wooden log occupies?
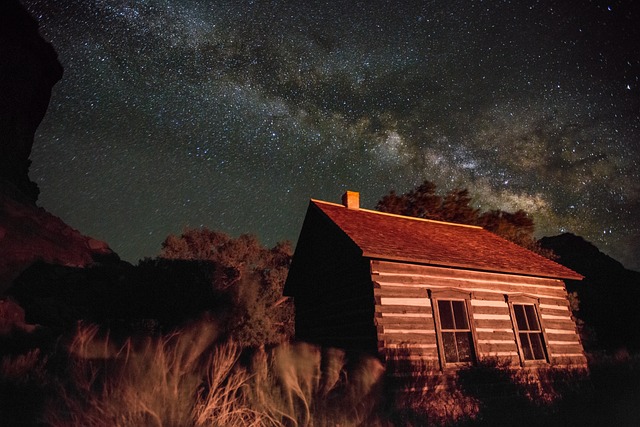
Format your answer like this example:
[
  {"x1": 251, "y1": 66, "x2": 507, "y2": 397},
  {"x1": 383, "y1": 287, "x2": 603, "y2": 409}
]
[
  {"x1": 548, "y1": 343, "x2": 585, "y2": 355},
  {"x1": 538, "y1": 297, "x2": 570, "y2": 307},
  {"x1": 380, "y1": 332, "x2": 439, "y2": 343},
  {"x1": 539, "y1": 318, "x2": 577, "y2": 330},
  {"x1": 472, "y1": 313, "x2": 512, "y2": 321},
  {"x1": 375, "y1": 304, "x2": 431, "y2": 314},
  {"x1": 381, "y1": 346, "x2": 439, "y2": 356},
  {"x1": 383, "y1": 342, "x2": 438, "y2": 349},
  {"x1": 376, "y1": 318, "x2": 433, "y2": 328},
  {"x1": 469, "y1": 305, "x2": 512, "y2": 316},
  {"x1": 544, "y1": 328, "x2": 579, "y2": 335},
  {"x1": 377, "y1": 297, "x2": 431, "y2": 307},
  {"x1": 475, "y1": 331, "x2": 516, "y2": 342},
  {"x1": 371, "y1": 260, "x2": 566, "y2": 287},
  {"x1": 374, "y1": 278, "x2": 568, "y2": 299},
  {"x1": 377, "y1": 312, "x2": 433, "y2": 319},
  {"x1": 478, "y1": 340, "x2": 518, "y2": 354},
  {"x1": 378, "y1": 322, "x2": 435, "y2": 330},
  {"x1": 473, "y1": 318, "x2": 515, "y2": 329},
  {"x1": 374, "y1": 287, "x2": 428, "y2": 298},
  {"x1": 540, "y1": 310, "x2": 573, "y2": 321},
  {"x1": 381, "y1": 336, "x2": 440, "y2": 346},
  {"x1": 546, "y1": 333, "x2": 582, "y2": 343},
  {"x1": 470, "y1": 299, "x2": 510, "y2": 307},
  {"x1": 539, "y1": 303, "x2": 571, "y2": 312},
  {"x1": 475, "y1": 327, "x2": 514, "y2": 333}
]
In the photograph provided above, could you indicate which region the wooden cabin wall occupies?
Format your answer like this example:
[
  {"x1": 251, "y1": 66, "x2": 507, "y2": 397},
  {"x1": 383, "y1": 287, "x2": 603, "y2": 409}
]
[
  {"x1": 372, "y1": 260, "x2": 586, "y2": 367},
  {"x1": 286, "y1": 204, "x2": 378, "y2": 354}
]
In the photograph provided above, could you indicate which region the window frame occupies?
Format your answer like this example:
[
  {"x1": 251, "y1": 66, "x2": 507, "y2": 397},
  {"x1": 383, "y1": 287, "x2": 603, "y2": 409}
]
[
  {"x1": 506, "y1": 294, "x2": 551, "y2": 366},
  {"x1": 429, "y1": 289, "x2": 478, "y2": 369}
]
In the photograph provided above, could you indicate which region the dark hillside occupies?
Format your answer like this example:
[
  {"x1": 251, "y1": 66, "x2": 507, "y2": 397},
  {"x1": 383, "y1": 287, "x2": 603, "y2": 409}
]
[{"x1": 540, "y1": 233, "x2": 640, "y2": 351}]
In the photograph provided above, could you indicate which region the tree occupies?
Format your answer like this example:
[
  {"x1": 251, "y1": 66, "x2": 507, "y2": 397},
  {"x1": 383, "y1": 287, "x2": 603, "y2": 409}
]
[
  {"x1": 376, "y1": 180, "x2": 556, "y2": 259},
  {"x1": 159, "y1": 228, "x2": 294, "y2": 347},
  {"x1": 441, "y1": 188, "x2": 480, "y2": 224},
  {"x1": 377, "y1": 180, "x2": 443, "y2": 220}
]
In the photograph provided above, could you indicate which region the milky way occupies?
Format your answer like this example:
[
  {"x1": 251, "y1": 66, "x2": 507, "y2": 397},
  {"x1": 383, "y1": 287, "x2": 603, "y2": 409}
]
[{"x1": 22, "y1": 0, "x2": 640, "y2": 269}]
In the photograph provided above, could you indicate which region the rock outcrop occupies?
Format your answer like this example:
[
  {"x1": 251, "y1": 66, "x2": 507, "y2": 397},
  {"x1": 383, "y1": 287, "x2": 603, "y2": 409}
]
[
  {"x1": 0, "y1": 0, "x2": 115, "y2": 293},
  {"x1": 0, "y1": 0, "x2": 63, "y2": 201},
  {"x1": 0, "y1": 190, "x2": 115, "y2": 292}
]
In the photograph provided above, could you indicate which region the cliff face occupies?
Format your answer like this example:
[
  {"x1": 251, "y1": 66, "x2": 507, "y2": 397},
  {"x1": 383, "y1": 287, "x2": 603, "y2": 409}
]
[
  {"x1": 0, "y1": 0, "x2": 63, "y2": 201},
  {"x1": 0, "y1": 190, "x2": 114, "y2": 291},
  {"x1": 0, "y1": 0, "x2": 115, "y2": 292}
]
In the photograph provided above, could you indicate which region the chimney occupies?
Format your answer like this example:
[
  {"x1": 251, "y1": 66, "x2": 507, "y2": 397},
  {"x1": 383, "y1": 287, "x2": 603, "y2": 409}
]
[{"x1": 342, "y1": 190, "x2": 360, "y2": 209}]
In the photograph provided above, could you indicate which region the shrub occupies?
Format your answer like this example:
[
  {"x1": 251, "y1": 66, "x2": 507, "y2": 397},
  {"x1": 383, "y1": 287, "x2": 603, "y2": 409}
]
[
  {"x1": 42, "y1": 320, "x2": 386, "y2": 427},
  {"x1": 44, "y1": 321, "x2": 225, "y2": 427},
  {"x1": 159, "y1": 229, "x2": 294, "y2": 347},
  {"x1": 0, "y1": 348, "x2": 50, "y2": 425}
]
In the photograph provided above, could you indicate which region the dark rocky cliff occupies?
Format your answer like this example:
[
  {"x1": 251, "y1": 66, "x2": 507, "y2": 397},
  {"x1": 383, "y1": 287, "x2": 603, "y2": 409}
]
[
  {"x1": 0, "y1": 0, "x2": 115, "y2": 293},
  {"x1": 0, "y1": 0, "x2": 63, "y2": 201}
]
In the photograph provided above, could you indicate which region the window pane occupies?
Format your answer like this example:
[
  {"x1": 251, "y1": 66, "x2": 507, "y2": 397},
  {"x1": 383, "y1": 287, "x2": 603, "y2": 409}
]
[
  {"x1": 442, "y1": 332, "x2": 458, "y2": 363},
  {"x1": 520, "y1": 333, "x2": 534, "y2": 360},
  {"x1": 514, "y1": 304, "x2": 547, "y2": 362},
  {"x1": 514, "y1": 304, "x2": 529, "y2": 330},
  {"x1": 438, "y1": 300, "x2": 454, "y2": 329},
  {"x1": 452, "y1": 300, "x2": 469, "y2": 329},
  {"x1": 456, "y1": 332, "x2": 475, "y2": 362},
  {"x1": 530, "y1": 333, "x2": 546, "y2": 360},
  {"x1": 437, "y1": 299, "x2": 476, "y2": 365},
  {"x1": 524, "y1": 305, "x2": 540, "y2": 331}
]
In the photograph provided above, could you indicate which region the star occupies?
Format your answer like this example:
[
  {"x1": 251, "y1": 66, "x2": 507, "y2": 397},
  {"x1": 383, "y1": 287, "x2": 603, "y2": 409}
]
[{"x1": 21, "y1": 0, "x2": 640, "y2": 270}]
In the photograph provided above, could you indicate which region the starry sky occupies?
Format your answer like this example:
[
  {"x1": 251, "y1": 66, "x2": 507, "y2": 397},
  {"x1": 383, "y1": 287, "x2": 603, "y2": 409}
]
[{"x1": 21, "y1": 0, "x2": 640, "y2": 270}]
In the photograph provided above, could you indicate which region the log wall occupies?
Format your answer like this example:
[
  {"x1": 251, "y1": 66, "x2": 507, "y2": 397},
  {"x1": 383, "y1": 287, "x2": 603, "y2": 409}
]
[
  {"x1": 372, "y1": 260, "x2": 586, "y2": 367},
  {"x1": 287, "y1": 203, "x2": 378, "y2": 354}
]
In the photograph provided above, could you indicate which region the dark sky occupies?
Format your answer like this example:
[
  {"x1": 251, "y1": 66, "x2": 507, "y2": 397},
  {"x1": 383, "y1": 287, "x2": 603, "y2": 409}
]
[{"x1": 22, "y1": 0, "x2": 640, "y2": 270}]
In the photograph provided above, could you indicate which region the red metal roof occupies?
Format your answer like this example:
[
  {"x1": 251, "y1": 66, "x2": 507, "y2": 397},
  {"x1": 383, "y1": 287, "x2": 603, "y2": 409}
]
[{"x1": 312, "y1": 199, "x2": 583, "y2": 280}]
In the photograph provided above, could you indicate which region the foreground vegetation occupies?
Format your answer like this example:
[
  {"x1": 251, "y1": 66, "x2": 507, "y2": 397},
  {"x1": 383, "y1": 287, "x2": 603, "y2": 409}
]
[
  {"x1": 1, "y1": 321, "x2": 385, "y2": 426},
  {"x1": 2, "y1": 183, "x2": 638, "y2": 425},
  {"x1": 2, "y1": 320, "x2": 640, "y2": 426}
]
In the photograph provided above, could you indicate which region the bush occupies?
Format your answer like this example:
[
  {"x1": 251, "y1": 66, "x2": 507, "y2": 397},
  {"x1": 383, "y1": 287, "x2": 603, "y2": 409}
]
[
  {"x1": 159, "y1": 229, "x2": 295, "y2": 347},
  {"x1": 0, "y1": 347, "x2": 50, "y2": 425},
  {"x1": 41, "y1": 320, "x2": 386, "y2": 427},
  {"x1": 3, "y1": 321, "x2": 640, "y2": 426}
]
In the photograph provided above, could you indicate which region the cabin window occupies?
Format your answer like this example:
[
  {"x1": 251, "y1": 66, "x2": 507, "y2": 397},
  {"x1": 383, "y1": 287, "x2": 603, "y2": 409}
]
[
  {"x1": 512, "y1": 304, "x2": 547, "y2": 361},
  {"x1": 429, "y1": 289, "x2": 477, "y2": 367},
  {"x1": 506, "y1": 295, "x2": 549, "y2": 365},
  {"x1": 437, "y1": 300, "x2": 476, "y2": 363}
]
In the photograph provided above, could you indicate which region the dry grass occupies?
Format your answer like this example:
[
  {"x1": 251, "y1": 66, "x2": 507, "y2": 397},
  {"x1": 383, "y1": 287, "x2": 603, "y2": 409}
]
[
  {"x1": 385, "y1": 355, "x2": 481, "y2": 426},
  {"x1": 248, "y1": 344, "x2": 385, "y2": 426},
  {"x1": 45, "y1": 321, "x2": 223, "y2": 426},
  {"x1": 192, "y1": 342, "x2": 269, "y2": 427},
  {"x1": 3, "y1": 321, "x2": 638, "y2": 426},
  {"x1": 1, "y1": 348, "x2": 44, "y2": 381},
  {"x1": 41, "y1": 321, "x2": 385, "y2": 427},
  {"x1": 0, "y1": 347, "x2": 50, "y2": 425}
]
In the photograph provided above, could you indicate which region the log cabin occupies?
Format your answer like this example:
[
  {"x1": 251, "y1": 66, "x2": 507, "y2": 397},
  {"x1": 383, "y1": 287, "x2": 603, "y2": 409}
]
[{"x1": 284, "y1": 191, "x2": 587, "y2": 370}]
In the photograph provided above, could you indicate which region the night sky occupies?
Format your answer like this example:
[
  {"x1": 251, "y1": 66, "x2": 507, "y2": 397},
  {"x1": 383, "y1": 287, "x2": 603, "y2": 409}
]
[{"x1": 21, "y1": 0, "x2": 640, "y2": 270}]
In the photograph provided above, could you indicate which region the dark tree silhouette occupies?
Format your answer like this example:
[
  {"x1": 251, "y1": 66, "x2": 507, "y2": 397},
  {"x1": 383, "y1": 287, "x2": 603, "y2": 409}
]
[
  {"x1": 160, "y1": 229, "x2": 294, "y2": 347},
  {"x1": 376, "y1": 180, "x2": 556, "y2": 259}
]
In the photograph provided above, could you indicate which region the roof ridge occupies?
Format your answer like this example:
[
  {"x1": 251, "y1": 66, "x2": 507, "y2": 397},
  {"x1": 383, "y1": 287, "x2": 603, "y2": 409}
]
[{"x1": 311, "y1": 198, "x2": 483, "y2": 229}]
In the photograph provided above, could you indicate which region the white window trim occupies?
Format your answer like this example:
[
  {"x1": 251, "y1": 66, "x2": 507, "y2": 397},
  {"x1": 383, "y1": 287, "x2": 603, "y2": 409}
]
[
  {"x1": 429, "y1": 288, "x2": 478, "y2": 370},
  {"x1": 505, "y1": 294, "x2": 551, "y2": 366}
]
